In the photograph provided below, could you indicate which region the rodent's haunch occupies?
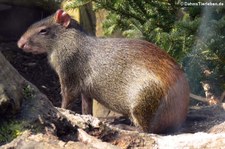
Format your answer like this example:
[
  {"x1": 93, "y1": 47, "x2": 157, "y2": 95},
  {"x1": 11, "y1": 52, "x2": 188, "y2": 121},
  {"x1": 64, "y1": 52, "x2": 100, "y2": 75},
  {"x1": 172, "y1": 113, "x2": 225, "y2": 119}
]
[{"x1": 17, "y1": 9, "x2": 189, "y2": 133}]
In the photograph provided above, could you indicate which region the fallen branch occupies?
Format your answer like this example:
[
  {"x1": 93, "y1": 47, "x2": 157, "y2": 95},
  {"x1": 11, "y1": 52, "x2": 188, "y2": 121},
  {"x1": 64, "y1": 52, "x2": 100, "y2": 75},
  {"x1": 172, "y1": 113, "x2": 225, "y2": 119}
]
[{"x1": 190, "y1": 93, "x2": 208, "y2": 103}]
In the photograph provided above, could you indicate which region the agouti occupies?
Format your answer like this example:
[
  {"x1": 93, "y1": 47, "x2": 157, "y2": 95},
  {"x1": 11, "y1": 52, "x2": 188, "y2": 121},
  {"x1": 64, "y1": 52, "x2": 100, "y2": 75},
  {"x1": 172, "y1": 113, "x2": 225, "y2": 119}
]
[{"x1": 17, "y1": 9, "x2": 189, "y2": 133}]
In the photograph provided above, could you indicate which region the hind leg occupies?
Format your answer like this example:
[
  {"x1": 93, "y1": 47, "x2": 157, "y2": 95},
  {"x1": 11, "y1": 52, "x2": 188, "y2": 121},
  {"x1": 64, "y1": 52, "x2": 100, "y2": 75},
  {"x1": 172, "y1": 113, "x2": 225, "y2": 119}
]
[{"x1": 130, "y1": 97, "x2": 161, "y2": 133}]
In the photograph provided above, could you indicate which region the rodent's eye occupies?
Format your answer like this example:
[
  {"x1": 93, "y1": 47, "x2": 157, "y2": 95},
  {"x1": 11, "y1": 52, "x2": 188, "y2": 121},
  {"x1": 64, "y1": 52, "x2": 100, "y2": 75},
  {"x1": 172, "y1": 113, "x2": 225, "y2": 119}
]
[{"x1": 39, "y1": 28, "x2": 48, "y2": 35}]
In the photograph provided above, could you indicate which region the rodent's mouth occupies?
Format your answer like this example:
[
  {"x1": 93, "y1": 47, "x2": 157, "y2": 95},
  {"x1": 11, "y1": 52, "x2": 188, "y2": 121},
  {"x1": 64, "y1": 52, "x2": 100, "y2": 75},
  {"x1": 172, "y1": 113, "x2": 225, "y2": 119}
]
[
  {"x1": 22, "y1": 45, "x2": 45, "y2": 55},
  {"x1": 21, "y1": 44, "x2": 34, "y2": 52},
  {"x1": 22, "y1": 44, "x2": 32, "y2": 51},
  {"x1": 18, "y1": 38, "x2": 46, "y2": 54}
]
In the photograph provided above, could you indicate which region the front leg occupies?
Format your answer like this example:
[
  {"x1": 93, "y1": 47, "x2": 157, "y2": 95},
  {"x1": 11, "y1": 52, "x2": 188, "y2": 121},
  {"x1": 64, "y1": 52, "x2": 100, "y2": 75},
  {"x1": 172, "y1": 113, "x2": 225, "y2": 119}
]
[
  {"x1": 60, "y1": 77, "x2": 80, "y2": 109},
  {"x1": 81, "y1": 93, "x2": 93, "y2": 115},
  {"x1": 61, "y1": 86, "x2": 79, "y2": 109}
]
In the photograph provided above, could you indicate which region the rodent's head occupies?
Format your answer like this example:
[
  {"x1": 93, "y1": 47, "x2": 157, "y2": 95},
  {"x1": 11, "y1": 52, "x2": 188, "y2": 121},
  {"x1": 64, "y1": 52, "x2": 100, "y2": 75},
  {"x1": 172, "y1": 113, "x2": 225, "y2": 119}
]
[{"x1": 17, "y1": 9, "x2": 73, "y2": 54}]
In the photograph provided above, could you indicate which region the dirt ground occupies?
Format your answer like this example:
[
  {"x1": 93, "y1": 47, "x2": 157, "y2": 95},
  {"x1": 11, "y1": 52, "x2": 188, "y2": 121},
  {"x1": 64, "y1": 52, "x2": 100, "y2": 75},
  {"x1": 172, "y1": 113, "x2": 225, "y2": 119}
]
[{"x1": 1, "y1": 41, "x2": 81, "y2": 113}]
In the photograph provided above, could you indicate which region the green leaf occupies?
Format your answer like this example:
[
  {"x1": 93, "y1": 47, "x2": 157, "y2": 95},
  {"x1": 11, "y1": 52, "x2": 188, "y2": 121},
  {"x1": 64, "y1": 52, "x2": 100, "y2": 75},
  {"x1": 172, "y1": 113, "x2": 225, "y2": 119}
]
[{"x1": 64, "y1": 0, "x2": 92, "y2": 9}]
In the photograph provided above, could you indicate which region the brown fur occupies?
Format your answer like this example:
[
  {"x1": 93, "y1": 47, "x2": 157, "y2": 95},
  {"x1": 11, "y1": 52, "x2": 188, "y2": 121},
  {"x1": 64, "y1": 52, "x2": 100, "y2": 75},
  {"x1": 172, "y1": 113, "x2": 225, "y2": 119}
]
[{"x1": 17, "y1": 10, "x2": 190, "y2": 133}]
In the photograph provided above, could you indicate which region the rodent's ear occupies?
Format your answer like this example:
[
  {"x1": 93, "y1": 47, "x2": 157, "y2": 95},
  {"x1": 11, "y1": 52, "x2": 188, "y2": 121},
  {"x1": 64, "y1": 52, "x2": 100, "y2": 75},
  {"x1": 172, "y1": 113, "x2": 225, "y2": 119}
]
[{"x1": 55, "y1": 9, "x2": 71, "y2": 28}]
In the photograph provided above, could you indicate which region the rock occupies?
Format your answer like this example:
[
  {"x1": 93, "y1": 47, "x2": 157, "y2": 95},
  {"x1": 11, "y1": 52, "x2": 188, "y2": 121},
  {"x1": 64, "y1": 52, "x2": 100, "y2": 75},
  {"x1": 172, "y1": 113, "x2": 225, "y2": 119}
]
[
  {"x1": 155, "y1": 132, "x2": 225, "y2": 149},
  {"x1": 0, "y1": 131, "x2": 95, "y2": 149},
  {"x1": 209, "y1": 121, "x2": 225, "y2": 134}
]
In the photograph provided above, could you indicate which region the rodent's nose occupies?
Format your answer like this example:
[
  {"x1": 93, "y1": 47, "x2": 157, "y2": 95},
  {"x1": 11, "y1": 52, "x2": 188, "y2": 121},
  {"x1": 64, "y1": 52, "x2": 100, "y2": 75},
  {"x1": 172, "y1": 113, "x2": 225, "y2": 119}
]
[{"x1": 17, "y1": 37, "x2": 27, "y2": 49}]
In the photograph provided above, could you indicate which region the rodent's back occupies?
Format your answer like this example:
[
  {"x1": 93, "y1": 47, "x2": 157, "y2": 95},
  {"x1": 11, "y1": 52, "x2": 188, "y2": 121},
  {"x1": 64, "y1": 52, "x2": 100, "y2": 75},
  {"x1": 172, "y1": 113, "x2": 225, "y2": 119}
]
[
  {"x1": 85, "y1": 38, "x2": 188, "y2": 116},
  {"x1": 89, "y1": 37, "x2": 183, "y2": 88}
]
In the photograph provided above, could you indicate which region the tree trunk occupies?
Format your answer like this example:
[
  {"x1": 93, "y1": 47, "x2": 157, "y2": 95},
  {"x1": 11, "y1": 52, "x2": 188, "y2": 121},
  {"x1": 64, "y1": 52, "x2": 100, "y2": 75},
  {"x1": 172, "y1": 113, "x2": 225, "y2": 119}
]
[{"x1": 0, "y1": 52, "x2": 25, "y2": 115}]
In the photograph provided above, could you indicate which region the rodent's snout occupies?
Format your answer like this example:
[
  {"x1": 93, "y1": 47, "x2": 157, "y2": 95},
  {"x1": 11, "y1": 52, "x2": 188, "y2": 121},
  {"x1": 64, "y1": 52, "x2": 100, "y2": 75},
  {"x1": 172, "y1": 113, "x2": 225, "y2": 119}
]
[{"x1": 17, "y1": 37, "x2": 27, "y2": 49}]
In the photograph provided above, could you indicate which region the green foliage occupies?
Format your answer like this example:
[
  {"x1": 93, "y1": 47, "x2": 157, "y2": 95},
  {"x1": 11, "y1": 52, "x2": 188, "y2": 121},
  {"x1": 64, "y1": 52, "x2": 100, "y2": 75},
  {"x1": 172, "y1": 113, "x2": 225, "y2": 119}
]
[
  {"x1": 96, "y1": 1, "x2": 177, "y2": 38},
  {"x1": 0, "y1": 120, "x2": 25, "y2": 144},
  {"x1": 63, "y1": 0, "x2": 92, "y2": 9},
  {"x1": 183, "y1": 6, "x2": 225, "y2": 94},
  {"x1": 0, "y1": 119, "x2": 43, "y2": 145}
]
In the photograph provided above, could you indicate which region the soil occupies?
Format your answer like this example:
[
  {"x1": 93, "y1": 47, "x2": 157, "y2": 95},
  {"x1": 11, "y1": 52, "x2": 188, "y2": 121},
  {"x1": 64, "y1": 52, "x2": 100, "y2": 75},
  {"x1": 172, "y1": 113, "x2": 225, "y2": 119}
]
[{"x1": 0, "y1": 41, "x2": 81, "y2": 113}]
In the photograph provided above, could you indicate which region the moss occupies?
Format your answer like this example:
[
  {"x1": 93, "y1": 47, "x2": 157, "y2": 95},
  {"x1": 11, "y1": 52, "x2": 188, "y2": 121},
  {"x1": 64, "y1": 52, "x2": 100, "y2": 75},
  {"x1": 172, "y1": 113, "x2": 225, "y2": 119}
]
[
  {"x1": 0, "y1": 120, "x2": 26, "y2": 145},
  {"x1": 23, "y1": 85, "x2": 35, "y2": 99}
]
